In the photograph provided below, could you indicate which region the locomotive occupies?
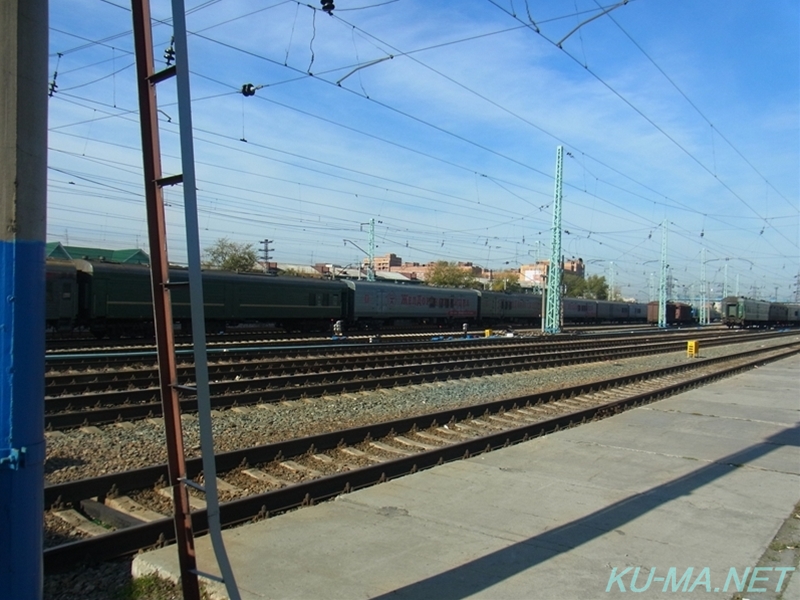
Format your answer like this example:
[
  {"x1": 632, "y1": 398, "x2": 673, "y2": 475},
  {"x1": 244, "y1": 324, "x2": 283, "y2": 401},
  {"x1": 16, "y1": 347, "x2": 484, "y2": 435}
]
[{"x1": 46, "y1": 258, "x2": 656, "y2": 337}]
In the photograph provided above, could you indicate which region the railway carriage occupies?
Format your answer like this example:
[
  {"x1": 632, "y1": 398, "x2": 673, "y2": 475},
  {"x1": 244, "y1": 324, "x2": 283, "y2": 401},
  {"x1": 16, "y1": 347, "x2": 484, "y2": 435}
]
[
  {"x1": 45, "y1": 259, "x2": 79, "y2": 332},
  {"x1": 721, "y1": 296, "x2": 771, "y2": 328},
  {"x1": 73, "y1": 260, "x2": 347, "y2": 335},
  {"x1": 626, "y1": 302, "x2": 647, "y2": 322},
  {"x1": 596, "y1": 300, "x2": 647, "y2": 323},
  {"x1": 478, "y1": 290, "x2": 542, "y2": 325},
  {"x1": 784, "y1": 303, "x2": 800, "y2": 325},
  {"x1": 562, "y1": 298, "x2": 597, "y2": 323},
  {"x1": 344, "y1": 280, "x2": 478, "y2": 329},
  {"x1": 51, "y1": 258, "x2": 793, "y2": 336},
  {"x1": 768, "y1": 302, "x2": 789, "y2": 325}
]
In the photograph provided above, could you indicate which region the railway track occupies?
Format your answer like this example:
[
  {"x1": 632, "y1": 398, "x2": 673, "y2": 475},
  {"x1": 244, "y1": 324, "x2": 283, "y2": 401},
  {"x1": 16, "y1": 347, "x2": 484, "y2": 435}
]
[
  {"x1": 45, "y1": 323, "x2": 662, "y2": 353},
  {"x1": 43, "y1": 330, "x2": 786, "y2": 430},
  {"x1": 43, "y1": 340, "x2": 800, "y2": 572}
]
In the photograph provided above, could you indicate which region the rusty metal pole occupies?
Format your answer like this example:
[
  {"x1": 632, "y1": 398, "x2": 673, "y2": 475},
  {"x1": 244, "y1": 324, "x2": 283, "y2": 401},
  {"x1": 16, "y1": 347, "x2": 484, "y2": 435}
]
[{"x1": 130, "y1": 1, "x2": 200, "y2": 598}]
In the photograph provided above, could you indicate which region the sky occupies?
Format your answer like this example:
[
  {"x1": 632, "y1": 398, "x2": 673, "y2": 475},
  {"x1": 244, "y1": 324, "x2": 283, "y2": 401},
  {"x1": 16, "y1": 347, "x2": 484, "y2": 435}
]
[{"x1": 47, "y1": 0, "x2": 799, "y2": 302}]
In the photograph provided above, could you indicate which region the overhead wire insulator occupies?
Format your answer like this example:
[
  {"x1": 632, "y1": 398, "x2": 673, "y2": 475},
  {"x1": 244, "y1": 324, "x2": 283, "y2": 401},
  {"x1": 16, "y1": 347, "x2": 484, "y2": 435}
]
[
  {"x1": 241, "y1": 83, "x2": 256, "y2": 97},
  {"x1": 164, "y1": 38, "x2": 176, "y2": 66},
  {"x1": 320, "y1": 0, "x2": 335, "y2": 14}
]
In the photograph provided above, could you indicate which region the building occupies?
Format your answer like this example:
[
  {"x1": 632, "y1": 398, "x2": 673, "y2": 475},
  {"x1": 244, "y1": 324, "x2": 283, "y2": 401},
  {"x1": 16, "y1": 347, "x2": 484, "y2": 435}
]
[
  {"x1": 45, "y1": 242, "x2": 150, "y2": 265},
  {"x1": 519, "y1": 259, "x2": 585, "y2": 288}
]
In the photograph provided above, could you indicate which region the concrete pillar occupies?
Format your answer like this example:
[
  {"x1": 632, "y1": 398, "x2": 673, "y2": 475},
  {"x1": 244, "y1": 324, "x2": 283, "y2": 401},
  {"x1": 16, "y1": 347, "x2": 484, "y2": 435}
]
[{"x1": 1, "y1": 1, "x2": 48, "y2": 598}]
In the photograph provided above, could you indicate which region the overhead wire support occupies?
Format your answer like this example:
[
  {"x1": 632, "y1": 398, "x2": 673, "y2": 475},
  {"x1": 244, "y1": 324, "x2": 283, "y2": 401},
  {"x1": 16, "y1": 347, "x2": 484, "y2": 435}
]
[
  {"x1": 335, "y1": 55, "x2": 393, "y2": 86},
  {"x1": 166, "y1": 1, "x2": 242, "y2": 597},
  {"x1": 544, "y1": 146, "x2": 564, "y2": 334},
  {"x1": 700, "y1": 247, "x2": 708, "y2": 325},
  {"x1": 130, "y1": 1, "x2": 240, "y2": 598},
  {"x1": 658, "y1": 220, "x2": 668, "y2": 328},
  {"x1": 556, "y1": 0, "x2": 629, "y2": 48}
]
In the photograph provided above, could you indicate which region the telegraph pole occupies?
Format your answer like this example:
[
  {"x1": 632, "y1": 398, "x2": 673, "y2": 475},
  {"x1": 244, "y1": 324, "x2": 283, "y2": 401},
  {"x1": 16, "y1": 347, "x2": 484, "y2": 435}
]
[
  {"x1": 1, "y1": 2, "x2": 48, "y2": 598},
  {"x1": 260, "y1": 239, "x2": 274, "y2": 273}
]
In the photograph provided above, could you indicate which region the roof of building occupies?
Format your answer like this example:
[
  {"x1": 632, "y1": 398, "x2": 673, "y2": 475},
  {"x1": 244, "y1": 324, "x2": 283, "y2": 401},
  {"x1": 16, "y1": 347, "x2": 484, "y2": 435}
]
[{"x1": 45, "y1": 242, "x2": 150, "y2": 264}]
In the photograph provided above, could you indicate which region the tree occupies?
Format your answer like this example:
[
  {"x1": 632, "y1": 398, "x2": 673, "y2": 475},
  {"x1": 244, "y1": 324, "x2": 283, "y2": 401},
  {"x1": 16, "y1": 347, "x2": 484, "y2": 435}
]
[
  {"x1": 426, "y1": 261, "x2": 477, "y2": 288},
  {"x1": 202, "y1": 238, "x2": 258, "y2": 272},
  {"x1": 563, "y1": 273, "x2": 608, "y2": 299},
  {"x1": 489, "y1": 270, "x2": 522, "y2": 292},
  {"x1": 562, "y1": 272, "x2": 585, "y2": 297},
  {"x1": 280, "y1": 267, "x2": 320, "y2": 279},
  {"x1": 584, "y1": 274, "x2": 608, "y2": 300}
]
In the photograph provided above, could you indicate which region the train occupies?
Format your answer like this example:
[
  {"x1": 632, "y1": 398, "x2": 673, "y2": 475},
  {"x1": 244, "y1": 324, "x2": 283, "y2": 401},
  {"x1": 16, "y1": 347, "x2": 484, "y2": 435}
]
[
  {"x1": 721, "y1": 296, "x2": 800, "y2": 328},
  {"x1": 646, "y1": 301, "x2": 696, "y2": 325},
  {"x1": 45, "y1": 258, "x2": 662, "y2": 337}
]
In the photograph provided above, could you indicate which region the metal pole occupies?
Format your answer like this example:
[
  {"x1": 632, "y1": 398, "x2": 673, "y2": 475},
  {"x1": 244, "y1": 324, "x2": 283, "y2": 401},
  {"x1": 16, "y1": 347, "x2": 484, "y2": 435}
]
[
  {"x1": 0, "y1": 2, "x2": 47, "y2": 597},
  {"x1": 170, "y1": 1, "x2": 240, "y2": 596},
  {"x1": 609, "y1": 261, "x2": 615, "y2": 301},
  {"x1": 368, "y1": 218, "x2": 375, "y2": 281},
  {"x1": 544, "y1": 146, "x2": 563, "y2": 334},
  {"x1": 723, "y1": 261, "x2": 729, "y2": 298},
  {"x1": 700, "y1": 247, "x2": 708, "y2": 325},
  {"x1": 130, "y1": 2, "x2": 200, "y2": 598},
  {"x1": 658, "y1": 220, "x2": 668, "y2": 328}
]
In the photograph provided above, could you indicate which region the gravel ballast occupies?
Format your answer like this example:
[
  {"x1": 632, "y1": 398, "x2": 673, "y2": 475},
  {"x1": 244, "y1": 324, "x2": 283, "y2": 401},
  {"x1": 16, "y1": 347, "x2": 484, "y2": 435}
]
[{"x1": 42, "y1": 335, "x2": 799, "y2": 599}]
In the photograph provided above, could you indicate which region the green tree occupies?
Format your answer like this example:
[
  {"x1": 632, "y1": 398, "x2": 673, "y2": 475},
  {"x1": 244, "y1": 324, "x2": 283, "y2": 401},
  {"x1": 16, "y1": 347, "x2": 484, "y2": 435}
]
[
  {"x1": 583, "y1": 274, "x2": 608, "y2": 299},
  {"x1": 280, "y1": 268, "x2": 320, "y2": 278},
  {"x1": 562, "y1": 273, "x2": 608, "y2": 299},
  {"x1": 426, "y1": 261, "x2": 477, "y2": 288},
  {"x1": 562, "y1": 272, "x2": 585, "y2": 297},
  {"x1": 489, "y1": 270, "x2": 522, "y2": 292},
  {"x1": 202, "y1": 238, "x2": 258, "y2": 272}
]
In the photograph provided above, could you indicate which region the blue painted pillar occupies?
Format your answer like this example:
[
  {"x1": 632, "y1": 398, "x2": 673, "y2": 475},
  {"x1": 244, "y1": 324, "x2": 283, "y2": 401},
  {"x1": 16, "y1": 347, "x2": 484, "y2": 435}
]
[{"x1": 1, "y1": 1, "x2": 48, "y2": 598}]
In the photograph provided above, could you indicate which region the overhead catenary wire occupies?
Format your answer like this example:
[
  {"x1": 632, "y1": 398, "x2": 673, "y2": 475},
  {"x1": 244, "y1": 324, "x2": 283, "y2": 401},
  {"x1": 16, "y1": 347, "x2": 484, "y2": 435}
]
[{"x1": 45, "y1": 1, "x2": 797, "y2": 296}]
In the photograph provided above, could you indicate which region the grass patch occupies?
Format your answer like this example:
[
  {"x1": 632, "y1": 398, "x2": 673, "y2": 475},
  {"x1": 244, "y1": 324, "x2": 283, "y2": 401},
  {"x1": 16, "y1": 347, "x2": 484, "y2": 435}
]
[{"x1": 116, "y1": 574, "x2": 204, "y2": 600}]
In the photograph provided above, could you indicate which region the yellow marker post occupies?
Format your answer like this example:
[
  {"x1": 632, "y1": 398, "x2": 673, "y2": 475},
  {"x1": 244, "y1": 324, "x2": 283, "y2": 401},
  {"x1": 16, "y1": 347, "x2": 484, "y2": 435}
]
[
  {"x1": 485, "y1": 329, "x2": 493, "y2": 337},
  {"x1": 687, "y1": 340, "x2": 699, "y2": 358}
]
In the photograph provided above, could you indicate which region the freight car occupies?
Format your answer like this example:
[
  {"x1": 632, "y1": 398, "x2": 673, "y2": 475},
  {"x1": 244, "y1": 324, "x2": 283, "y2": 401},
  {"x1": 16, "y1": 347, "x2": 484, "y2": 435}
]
[{"x1": 646, "y1": 301, "x2": 696, "y2": 325}]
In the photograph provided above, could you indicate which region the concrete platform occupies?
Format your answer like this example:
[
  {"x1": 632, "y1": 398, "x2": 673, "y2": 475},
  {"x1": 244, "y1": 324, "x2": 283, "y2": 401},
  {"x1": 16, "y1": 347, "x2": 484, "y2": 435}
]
[{"x1": 133, "y1": 355, "x2": 800, "y2": 599}]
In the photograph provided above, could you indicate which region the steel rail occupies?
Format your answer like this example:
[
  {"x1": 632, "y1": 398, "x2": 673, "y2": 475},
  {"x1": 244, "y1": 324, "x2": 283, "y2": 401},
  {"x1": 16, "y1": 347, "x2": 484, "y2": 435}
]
[
  {"x1": 44, "y1": 330, "x2": 778, "y2": 393},
  {"x1": 43, "y1": 333, "x2": 795, "y2": 430},
  {"x1": 43, "y1": 343, "x2": 800, "y2": 571}
]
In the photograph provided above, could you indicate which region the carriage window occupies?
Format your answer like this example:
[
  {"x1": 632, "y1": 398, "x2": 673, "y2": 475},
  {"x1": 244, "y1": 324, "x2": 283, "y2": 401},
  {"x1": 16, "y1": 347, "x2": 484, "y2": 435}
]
[
  {"x1": 308, "y1": 293, "x2": 316, "y2": 306},
  {"x1": 62, "y1": 283, "x2": 72, "y2": 299}
]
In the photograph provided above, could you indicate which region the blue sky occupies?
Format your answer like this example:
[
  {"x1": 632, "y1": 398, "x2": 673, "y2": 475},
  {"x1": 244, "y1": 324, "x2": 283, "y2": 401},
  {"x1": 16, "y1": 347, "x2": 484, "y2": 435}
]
[{"x1": 47, "y1": 0, "x2": 799, "y2": 301}]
